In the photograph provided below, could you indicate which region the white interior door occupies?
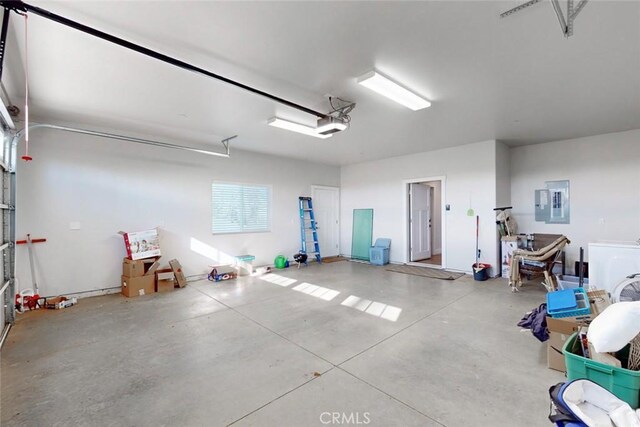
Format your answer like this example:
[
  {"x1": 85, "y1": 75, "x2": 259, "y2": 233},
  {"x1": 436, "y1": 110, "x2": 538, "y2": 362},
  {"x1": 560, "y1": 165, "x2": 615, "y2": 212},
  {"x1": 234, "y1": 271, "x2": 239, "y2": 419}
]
[
  {"x1": 311, "y1": 186, "x2": 340, "y2": 257},
  {"x1": 410, "y1": 184, "x2": 431, "y2": 261}
]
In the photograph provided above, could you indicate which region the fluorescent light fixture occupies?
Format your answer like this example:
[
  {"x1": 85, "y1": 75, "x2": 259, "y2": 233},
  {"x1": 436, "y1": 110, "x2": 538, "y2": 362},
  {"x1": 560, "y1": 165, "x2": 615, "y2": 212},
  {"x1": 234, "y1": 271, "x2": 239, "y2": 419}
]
[
  {"x1": 267, "y1": 117, "x2": 331, "y2": 139},
  {"x1": 357, "y1": 70, "x2": 431, "y2": 111}
]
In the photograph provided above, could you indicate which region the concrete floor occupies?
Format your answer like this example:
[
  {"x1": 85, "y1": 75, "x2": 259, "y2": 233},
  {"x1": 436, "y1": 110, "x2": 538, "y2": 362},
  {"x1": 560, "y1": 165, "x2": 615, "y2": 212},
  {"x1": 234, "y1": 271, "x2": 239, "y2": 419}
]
[{"x1": 1, "y1": 262, "x2": 562, "y2": 426}]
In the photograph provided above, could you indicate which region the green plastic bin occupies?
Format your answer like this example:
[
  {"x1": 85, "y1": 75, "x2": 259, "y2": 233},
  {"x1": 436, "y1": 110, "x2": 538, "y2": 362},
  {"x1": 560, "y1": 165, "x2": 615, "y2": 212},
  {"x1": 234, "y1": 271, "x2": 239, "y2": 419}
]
[
  {"x1": 274, "y1": 255, "x2": 287, "y2": 269},
  {"x1": 563, "y1": 333, "x2": 640, "y2": 409}
]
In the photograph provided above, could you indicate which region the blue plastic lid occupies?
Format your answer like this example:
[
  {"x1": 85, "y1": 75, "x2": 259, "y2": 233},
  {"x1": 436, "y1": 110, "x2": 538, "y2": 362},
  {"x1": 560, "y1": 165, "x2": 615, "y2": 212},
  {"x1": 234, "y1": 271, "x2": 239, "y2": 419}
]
[
  {"x1": 373, "y1": 238, "x2": 391, "y2": 249},
  {"x1": 547, "y1": 289, "x2": 578, "y2": 311}
]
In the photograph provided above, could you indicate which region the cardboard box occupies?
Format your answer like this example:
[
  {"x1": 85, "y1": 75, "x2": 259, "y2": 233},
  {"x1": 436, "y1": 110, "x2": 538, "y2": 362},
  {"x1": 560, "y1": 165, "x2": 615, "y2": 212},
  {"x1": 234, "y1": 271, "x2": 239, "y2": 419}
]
[
  {"x1": 587, "y1": 290, "x2": 611, "y2": 318},
  {"x1": 122, "y1": 229, "x2": 161, "y2": 260},
  {"x1": 156, "y1": 270, "x2": 174, "y2": 280},
  {"x1": 501, "y1": 236, "x2": 525, "y2": 277},
  {"x1": 44, "y1": 296, "x2": 78, "y2": 310},
  {"x1": 121, "y1": 275, "x2": 155, "y2": 298},
  {"x1": 169, "y1": 259, "x2": 187, "y2": 288},
  {"x1": 157, "y1": 279, "x2": 175, "y2": 292},
  {"x1": 122, "y1": 257, "x2": 160, "y2": 278},
  {"x1": 547, "y1": 316, "x2": 584, "y2": 372}
]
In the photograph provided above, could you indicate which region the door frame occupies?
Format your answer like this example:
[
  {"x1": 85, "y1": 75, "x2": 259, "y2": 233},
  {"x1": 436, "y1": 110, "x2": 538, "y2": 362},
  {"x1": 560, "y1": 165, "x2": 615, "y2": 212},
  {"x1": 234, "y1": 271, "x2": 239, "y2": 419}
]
[
  {"x1": 403, "y1": 176, "x2": 446, "y2": 269},
  {"x1": 311, "y1": 185, "x2": 340, "y2": 257},
  {"x1": 409, "y1": 183, "x2": 432, "y2": 262}
]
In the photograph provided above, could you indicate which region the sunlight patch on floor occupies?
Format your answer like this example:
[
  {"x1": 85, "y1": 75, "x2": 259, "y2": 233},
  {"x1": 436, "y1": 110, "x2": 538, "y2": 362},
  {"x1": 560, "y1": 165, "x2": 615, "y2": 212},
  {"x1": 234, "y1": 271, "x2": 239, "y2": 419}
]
[
  {"x1": 292, "y1": 282, "x2": 341, "y2": 301},
  {"x1": 259, "y1": 273, "x2": 297, "y2": 287},
  {"x1": 341, "y1": 295, "x2": 402, "y2": 322}
]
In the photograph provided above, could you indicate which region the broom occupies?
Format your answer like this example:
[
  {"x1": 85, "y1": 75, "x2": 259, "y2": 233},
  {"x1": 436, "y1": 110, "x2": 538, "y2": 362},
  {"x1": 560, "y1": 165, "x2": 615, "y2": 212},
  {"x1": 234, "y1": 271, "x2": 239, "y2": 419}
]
[{"x1": 474, "y1": 215, "x2": 483, "y2": 273}]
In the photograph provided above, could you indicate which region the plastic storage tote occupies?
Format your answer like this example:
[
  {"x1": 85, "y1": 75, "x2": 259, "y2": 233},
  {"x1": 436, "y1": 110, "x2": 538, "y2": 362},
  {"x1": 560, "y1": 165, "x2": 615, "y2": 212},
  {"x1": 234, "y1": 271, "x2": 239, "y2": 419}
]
[
  {"x1": 369, "y1": 238, "x2": 391, "y2": 266},
  {"x1": 556, "y1": 274, "x2": 590, "y2": 290},
  {"x1": 563, "y1": 333, "x2": 640, "y2": 408}
]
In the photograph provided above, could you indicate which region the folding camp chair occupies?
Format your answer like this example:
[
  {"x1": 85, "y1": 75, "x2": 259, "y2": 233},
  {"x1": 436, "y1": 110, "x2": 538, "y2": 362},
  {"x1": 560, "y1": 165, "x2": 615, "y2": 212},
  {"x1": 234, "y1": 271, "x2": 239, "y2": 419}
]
[{"x1": 509, "y1": 235, "x2": 570, "y2": 291}]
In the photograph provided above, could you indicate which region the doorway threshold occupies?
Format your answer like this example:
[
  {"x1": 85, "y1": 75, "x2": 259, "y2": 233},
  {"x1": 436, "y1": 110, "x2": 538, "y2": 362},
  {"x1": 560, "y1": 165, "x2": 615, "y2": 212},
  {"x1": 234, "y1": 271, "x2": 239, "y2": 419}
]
[{"x1": 406, "y1": 262, "x2": 443, "y2": 269}]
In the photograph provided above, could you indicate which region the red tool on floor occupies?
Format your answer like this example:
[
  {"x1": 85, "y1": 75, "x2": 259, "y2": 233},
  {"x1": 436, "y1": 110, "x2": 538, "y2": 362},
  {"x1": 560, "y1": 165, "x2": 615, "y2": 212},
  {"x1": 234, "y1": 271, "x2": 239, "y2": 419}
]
[{"x1": 16, "y1": 234, "x2": 47, "y2": 310}]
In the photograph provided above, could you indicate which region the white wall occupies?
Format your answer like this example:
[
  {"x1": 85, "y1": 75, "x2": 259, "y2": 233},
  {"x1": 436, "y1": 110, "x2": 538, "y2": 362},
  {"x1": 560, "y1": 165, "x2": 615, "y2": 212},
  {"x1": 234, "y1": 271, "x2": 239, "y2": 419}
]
[
  {"x1": 424, "y1": 181, "x2": 442, "y2": 255},
  {"x1": 496, "y1": 141, "x2": 511, "y2": 208},
  {"x1": 495, "y1": 141, "x2": 511, "y2": 269},
  {"x1": 15, "y1": 128, "x2": 340, "y2": 297},
  {"x1": 510, "y1": 129, "x2": 640, "y2": 273},
  {"x1": 340, "y1": 140, "x2": 498, "y2": 274}
]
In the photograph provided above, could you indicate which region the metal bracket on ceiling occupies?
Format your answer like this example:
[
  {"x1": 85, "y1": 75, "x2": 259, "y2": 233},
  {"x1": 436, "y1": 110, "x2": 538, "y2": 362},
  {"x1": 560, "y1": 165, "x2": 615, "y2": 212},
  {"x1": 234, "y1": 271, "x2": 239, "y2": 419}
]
[
  {"x1": 500, "y1": 0, "x2": 544, "y2": 18},
  {"x1": 220, "y1": 135, "x2": 237, "y2": 154},
  {"x1": 500, "y1": 0, "x2": 588, "y2": 38}
]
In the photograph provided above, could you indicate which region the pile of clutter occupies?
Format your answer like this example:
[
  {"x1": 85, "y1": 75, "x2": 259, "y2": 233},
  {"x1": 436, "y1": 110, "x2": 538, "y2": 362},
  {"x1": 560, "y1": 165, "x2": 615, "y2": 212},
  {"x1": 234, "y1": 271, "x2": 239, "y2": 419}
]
[
  {"x1": 120, "y1": 229, "x2": 186, "y2": 297},
  {"x1": 518, "y1": 267, "x2": 640, "y2": 424},
  {"x1": 15, "y1": 290, "x2": 77, "y2": 313},
  {"x1": 547, "y1": 301, "x2": 640, "y2": 426},
  {"x1": 15, "y1": 233, "x2": 78, "y2": 313}
]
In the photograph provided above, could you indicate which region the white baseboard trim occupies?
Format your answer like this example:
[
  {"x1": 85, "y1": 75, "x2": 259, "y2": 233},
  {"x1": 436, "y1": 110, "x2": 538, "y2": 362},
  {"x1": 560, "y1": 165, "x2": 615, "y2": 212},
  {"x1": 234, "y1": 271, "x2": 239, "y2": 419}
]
[{"x1": 62, "y1": 287, "x2": 121, "y2": 299}]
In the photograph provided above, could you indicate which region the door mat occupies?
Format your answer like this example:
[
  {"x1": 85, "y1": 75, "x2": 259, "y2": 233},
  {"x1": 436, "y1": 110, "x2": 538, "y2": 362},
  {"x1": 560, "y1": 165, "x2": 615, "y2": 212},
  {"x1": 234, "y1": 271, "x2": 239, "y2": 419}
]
[
  {"x1": 322, "y1": 256, "x2": 348, "y2": 263},
  {"x1": 385, "y1": 264, "x2": 465, "y2": 280}
]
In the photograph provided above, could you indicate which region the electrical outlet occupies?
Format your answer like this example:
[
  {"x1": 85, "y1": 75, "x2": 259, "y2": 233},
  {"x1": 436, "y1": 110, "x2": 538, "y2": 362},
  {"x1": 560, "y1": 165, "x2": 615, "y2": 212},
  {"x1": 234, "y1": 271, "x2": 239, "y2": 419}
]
[
  {"x1": 70, "y1": 221, "x2": 81, "y2": 230},
  {"x1": 598, "y1": 218, "x2": 605, "y2": 225}
]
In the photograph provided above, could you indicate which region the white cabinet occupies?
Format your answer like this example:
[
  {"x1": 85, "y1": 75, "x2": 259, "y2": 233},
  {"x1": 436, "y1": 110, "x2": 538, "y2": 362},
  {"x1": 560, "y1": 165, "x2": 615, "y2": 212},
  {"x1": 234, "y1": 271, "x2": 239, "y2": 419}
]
[{"x1": 589, "y1": 241, "x2": 640, "y2": 293}]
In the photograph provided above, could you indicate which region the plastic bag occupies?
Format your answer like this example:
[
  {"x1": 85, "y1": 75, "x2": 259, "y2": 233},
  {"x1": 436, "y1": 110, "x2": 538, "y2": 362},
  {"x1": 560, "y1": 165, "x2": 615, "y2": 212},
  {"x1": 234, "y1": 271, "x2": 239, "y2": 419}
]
[{"x1": 587, "y1": 302, "x2": 640, "y2": 353}]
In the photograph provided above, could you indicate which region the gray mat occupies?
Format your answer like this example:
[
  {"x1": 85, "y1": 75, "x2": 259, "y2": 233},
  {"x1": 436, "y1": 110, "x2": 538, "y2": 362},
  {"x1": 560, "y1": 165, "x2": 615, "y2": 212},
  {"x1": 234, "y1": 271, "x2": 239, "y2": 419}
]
[{"x1": 385, "y1": 264, "x2": 465, "y2": 280}]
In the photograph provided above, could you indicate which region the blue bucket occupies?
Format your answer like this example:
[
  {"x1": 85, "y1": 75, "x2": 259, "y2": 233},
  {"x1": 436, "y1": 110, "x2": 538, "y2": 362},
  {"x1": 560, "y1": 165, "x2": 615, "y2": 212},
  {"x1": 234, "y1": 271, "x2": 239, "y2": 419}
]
[{"x1": 473, "y1": 263, "x2": 490, "y2": 281}]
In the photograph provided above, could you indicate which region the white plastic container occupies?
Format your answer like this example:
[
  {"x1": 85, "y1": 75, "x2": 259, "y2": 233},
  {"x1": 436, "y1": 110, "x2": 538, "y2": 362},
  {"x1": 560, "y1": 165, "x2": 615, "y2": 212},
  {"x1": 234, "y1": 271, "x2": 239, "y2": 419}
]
[
  {"x1": 556, "y1": 275, "x2": 589, "y2": 290},
  {"x1": 589, "y1": 241, "x2": 640, "y2": 293}
]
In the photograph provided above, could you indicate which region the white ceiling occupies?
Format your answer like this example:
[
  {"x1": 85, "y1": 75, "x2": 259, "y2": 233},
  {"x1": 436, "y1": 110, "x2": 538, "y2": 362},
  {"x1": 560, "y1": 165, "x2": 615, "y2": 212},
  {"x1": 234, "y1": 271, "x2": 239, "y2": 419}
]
[{"x1": 3, "y1": 1, "x2": 639, "y2": 165}]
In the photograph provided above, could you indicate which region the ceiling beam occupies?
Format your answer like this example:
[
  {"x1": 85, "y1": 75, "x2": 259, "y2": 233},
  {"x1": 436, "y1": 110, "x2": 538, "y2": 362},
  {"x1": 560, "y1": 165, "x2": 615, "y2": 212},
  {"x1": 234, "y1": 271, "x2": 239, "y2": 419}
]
[
  {"x1": 501, "y1": 0, "x2": 589, "y2": 38},
  {"x1": 499, "y1": 0, "x2": 544, "y2": 18},
  {"x1": 551, "y1": 0, "x2": 568, "y2": 35}
]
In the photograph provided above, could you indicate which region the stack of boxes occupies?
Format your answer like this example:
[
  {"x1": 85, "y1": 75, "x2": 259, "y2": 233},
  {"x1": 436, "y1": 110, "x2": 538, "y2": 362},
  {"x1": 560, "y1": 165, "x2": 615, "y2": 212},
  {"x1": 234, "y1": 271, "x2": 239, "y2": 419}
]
[
  {"x1": 547, "y1": 289, "x2": 611, "y2": 372},
  {"x1": 121, "y1": 257, "x2": 186, "y2": 297},
  {"x1": 119, "y1": 228, "x2": 187, "y2": 297},
  {"x1": 121, "y1": 257, "x2": 160, "y2": 297}
]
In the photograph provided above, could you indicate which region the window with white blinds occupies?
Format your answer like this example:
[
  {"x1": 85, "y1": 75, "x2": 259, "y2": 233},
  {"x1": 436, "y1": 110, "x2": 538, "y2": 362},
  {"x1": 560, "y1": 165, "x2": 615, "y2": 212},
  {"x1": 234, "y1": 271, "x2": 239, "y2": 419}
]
[{"x1": 212, "y1": 182, "x2": 271, "y2": 234}]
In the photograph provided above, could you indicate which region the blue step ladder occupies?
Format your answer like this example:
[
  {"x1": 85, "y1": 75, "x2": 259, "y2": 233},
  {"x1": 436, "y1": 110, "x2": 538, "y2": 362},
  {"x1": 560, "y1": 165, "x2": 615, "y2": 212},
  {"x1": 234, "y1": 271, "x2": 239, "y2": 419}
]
[{"x1": 298, "y1": 197, "x2": 322, "y2": 264}]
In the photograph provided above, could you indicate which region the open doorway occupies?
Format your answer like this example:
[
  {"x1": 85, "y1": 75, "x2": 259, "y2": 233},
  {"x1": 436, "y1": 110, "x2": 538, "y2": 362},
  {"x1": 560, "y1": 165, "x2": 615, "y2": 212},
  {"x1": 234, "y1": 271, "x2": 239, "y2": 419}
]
[
  {"x1": 311, "y1": 185, "x2": 340, "y2": 258},
  {"x1": 405, "y1": 178, "x2": 444, "y2": 268}
]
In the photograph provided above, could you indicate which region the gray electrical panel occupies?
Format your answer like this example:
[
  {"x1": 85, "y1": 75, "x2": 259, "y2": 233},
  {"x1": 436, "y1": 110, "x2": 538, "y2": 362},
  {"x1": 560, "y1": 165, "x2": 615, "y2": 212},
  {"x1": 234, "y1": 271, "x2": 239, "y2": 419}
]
[
  {"x1": 547, "y1": 180, "x2": 570, "y2": 224},
  {"x1": 534, "y1": 180, "x2": 570, "y2": 224},
  {"x1": 535, "y1": 189, "x2": 550, "y2": 222}
]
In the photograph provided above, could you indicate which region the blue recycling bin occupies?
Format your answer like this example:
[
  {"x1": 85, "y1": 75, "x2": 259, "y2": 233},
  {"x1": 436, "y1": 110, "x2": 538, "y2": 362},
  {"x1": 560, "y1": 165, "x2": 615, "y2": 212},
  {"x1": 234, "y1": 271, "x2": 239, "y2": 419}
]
[{"x1": 369, "y1": 238, "x2": 391, "y2": 265}]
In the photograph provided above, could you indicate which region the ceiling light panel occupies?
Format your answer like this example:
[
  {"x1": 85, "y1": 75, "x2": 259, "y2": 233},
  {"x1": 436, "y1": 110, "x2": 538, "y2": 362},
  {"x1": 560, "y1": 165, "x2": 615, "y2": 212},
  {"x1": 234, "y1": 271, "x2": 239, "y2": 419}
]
[
  {"x1": 357, "y1": 71, "x2": 431, "y2": 111},
  {"x1": 267, "y1": 117, "x2": 331, "y2": 139}
]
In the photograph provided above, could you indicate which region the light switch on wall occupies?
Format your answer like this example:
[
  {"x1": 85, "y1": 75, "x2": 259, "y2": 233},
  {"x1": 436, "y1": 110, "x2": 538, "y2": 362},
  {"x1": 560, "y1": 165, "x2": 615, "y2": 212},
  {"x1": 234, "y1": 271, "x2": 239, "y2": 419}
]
[{"x1": 70, "y1": 221, "x2": 81, "y2": 230}]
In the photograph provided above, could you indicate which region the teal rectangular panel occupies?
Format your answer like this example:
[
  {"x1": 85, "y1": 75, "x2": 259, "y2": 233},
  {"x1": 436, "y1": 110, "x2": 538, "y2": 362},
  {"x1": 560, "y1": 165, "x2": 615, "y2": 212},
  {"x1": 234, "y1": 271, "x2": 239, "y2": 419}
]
[{"x1": 351, "y1": 209, "x2": 373, "y2": 261}]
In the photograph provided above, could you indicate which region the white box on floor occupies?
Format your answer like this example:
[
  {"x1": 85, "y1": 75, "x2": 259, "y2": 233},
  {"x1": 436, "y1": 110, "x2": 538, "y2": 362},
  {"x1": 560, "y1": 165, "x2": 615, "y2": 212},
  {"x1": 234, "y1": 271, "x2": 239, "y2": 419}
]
[{"x1": 501, "y1": 236, "x2": 525, "y2": 277}]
